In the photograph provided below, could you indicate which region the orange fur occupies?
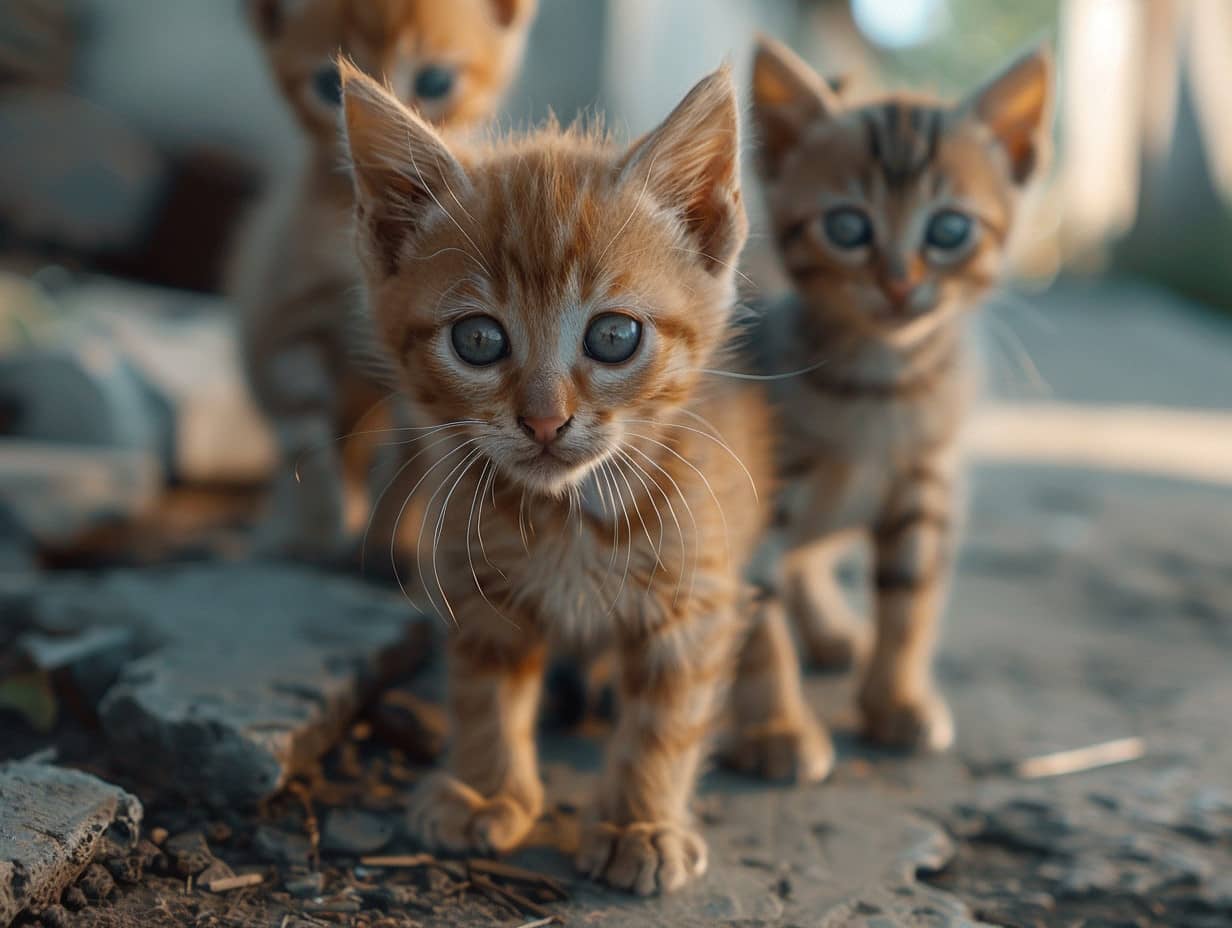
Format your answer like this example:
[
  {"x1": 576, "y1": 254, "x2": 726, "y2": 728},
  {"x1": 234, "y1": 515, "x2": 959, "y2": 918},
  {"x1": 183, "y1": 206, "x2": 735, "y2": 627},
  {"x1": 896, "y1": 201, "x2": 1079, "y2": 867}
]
[
  {"x1": 229, "y1": 0, "x2": 535, "y2": 559},
  {"x1": 749, "y1": 36, "x2": 1052, "y2": 751},
  {"x1": 341, "y1": 62, "x2": 818, "y2": 895}
]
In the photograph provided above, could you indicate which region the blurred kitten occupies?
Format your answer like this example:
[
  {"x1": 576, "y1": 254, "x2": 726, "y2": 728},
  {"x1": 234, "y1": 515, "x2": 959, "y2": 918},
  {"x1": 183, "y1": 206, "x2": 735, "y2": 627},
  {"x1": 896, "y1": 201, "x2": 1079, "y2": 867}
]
[
  {"x1": 339, "y1": 61, "x2": 827, "y2": 894},
  {"x1": 747, "y1": 36, "x2": 1052, "y2": 752},
  {"x1": 229, "y1": 0, "x2": 536, "y2": 559}
]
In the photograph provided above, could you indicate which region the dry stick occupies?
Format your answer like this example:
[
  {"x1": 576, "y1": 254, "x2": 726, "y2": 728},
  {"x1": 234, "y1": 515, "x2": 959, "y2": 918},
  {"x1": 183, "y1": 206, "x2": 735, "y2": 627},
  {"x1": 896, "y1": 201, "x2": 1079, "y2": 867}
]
[
  {"x1": 514, "y1": 918, "x2": 562, "y2": 928},
  {"x1": 358, "y1": 854, "x2": 436, "y2": 868},
  {"x1": 466, "y1": 858, "x2": 569, "y2": 899},
  {"x1": 1015, "y1": 736, "x2": 1146, "y2": 780},
  {"x1": 469, "y1": 874, "x2": 553, "y2": 920},
  {"x1": 205, "y1": 873, "x2": 264, "y2": 893},
  {"x1": 469, "y1": 874, "x2": 523, "y2": 918}
]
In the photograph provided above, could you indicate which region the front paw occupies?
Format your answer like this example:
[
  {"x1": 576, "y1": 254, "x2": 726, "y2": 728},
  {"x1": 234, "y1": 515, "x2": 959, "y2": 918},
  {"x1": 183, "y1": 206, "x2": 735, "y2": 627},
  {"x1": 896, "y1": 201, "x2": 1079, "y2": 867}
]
[
  {"x1": 406, "y1": 771, "x2": 537, "y2": 856},
  {"x1": 722, "y1": 714, "x2": 834, "y2": 783},
  {"x1": 859, "y1": 687, "x2": 954, "y2": 752},
  {"x1": 577, "y1": 821, "x2": 707, "y2": 895}
]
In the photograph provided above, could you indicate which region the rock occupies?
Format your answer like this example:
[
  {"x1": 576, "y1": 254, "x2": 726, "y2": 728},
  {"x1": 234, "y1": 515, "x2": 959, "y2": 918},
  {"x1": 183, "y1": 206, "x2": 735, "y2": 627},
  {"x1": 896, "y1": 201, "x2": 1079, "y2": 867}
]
[
  {"x1": 59, "y1": 887, "x2": 86, "y2": 912},
  {"x1": 253, "y1": 826, "x2": 312, "y2": 869},
  {"x1": 75, "y1": 863, "x2": 114, "y2": 902},
  {"x1": 39, "y1": 904, "x2": 72, "y2": 928},
  {"x1": 321, "y1": 809, "x2": 396, "y2": 856},
  {"x1": 285, "y1": 871, "x2": 325, "y2": 898},
  {"x1": 198, "y1": 859, "x2": 236, "y2": 886},
  {"x1": 165, "y1": 831, "x2": 213, "y2": 877},
  {"x1": 0, "y1": 761, "x2": 141, "y2": 925},
  {"x1": 102, "y1": 854, "x2": 142, "y2": 885},
  {"x1": 367, "y1": 689, "x2": 446, "y2": 762},
  {"x1": 25, "y1": 564, "x2": 429, "y2": 806}
]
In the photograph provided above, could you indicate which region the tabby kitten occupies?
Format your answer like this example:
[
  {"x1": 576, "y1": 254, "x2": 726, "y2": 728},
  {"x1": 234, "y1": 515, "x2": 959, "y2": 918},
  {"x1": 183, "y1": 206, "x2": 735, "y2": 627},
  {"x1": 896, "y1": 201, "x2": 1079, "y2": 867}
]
[
  {"x1": 749, "y1": 37, "x2": 1052, "y2": 751},
  {"x1": 230, "y1": 0, "x2": 536, "y2": 558},
  {"x1": 340, "y1": 62, "x2": 826, "y2": 894}
]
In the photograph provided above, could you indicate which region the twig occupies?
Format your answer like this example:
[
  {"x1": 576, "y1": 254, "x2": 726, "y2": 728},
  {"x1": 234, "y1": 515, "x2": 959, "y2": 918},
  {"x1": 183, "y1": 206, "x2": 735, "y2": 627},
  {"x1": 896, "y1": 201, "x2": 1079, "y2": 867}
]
[
  {"x1": 514, "y1": 918, "x2": 562, "y2": 928},
  {"x1": 470, "y1": 874, "x2": 552, "y2": 920},
  {"x1": 358, "y1": 853, "x2": 436, "y2": 868},
  {"x1": 1015, "y1": 737, "x2": 1146, "y2": 779},
  {"x1": 206, "y1": 873, "x2": 264, "y2": 893},
  {"x1": 466, "y1": 858, "x2": 569, "y2": 899}
]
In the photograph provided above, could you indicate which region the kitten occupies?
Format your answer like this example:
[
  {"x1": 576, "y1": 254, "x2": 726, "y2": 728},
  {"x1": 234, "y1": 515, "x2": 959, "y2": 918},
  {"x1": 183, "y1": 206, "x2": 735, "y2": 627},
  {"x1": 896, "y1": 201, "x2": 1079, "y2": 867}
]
[
  {"x1": 230, "y1": 0, "x2": 536, "y2": 558},
  {"x1": 748, "y1": 36, "x2": 1052, "y2": 751},
  {"x1": 340, "y1": 61, "x2": 828, "y2": 894}
]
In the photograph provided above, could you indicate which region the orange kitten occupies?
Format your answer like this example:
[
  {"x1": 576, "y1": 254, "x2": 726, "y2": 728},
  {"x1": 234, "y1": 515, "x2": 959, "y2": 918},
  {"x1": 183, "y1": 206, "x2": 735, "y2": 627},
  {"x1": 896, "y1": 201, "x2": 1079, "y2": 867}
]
[
  {"x1": 340, "y1": 61, "x2": 825, "y2": 894},
  {"x1": 229, "y1": 0, "x2": 536, "y2": 558},
  {"x1": 749, "y1": 36, "x2": 1052, "y2": 750}
]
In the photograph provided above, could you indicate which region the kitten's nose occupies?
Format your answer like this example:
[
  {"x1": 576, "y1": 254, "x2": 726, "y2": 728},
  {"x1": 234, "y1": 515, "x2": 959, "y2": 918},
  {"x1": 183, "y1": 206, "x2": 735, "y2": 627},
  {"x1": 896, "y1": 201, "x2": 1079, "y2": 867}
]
[
  {"x1": 882, "y1": 277, "x2": 919, "y2": 309},
  {"x1": 519, "y1": 414, "x2": 571, "y2": 445}
]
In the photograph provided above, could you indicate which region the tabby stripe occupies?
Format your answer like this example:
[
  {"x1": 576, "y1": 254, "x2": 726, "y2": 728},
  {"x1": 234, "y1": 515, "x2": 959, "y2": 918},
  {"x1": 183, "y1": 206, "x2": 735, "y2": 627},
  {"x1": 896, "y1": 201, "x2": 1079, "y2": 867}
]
[
  {"x1": 873, "y1": 564, "x2": 943, "y2": 592},
  {"x1": 874, "y1": 510, "x2": 950, "y2": 543},
  {"x1": 805, "y1": 349, "x2": 957, "y2": 400}
]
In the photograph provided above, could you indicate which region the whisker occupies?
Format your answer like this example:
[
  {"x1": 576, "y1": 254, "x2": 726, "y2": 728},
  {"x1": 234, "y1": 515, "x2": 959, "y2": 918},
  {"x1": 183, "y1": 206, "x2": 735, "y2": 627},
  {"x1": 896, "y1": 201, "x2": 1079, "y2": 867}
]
[
  {"x1": 604, "y1": 458, "x2": 635, "y2": 617},
  {"x1": 475, "y1": 463, "x2": 506, "y2": 580},
  {"x1": 401, "y1": 134, "x2": 492, "y2": 277},
  {"x1": 691, "y1": 357, "x2": 828, "y2": 382},
  {"x1": 390, "y1": 437, "x2": 480, "y2": 613},
  {"x1": 611, "y1": 451, "x2": 664, "y2": 577},
  {"x1": 421, "y1": 447, "x2": 484, "y2": 624},
  {"x1": 623, "y1": 443, "x2": 698, "y2": 608},
  {"x1": 984, "y1": 312, "x2": 1051, "y2": 399},
  {"x1": 627, "y1": 416, "x2": 758, "y2": 502}
]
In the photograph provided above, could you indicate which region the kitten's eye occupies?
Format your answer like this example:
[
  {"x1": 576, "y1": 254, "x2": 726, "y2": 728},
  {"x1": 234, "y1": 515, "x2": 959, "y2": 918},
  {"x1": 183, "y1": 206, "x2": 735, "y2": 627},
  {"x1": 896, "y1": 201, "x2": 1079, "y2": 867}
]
[
  {"x1": 822, "y1": 208, "x2": 873, "y2": 250},
  {"x1": 312, "y1": 63, "x2": 343, "y2": 106},
  {"x1": 415, "y1": 65, "x2": 456, "y2": 101},
  {"x1": 584, "y1": 313, "x2": 642, "y2": 365},
  {"x1": 451, "y1": 315, "x2": 508, "y2": 366},
  {"x1": 925, "y1": 210, "x2": 973, "y2": 251}
]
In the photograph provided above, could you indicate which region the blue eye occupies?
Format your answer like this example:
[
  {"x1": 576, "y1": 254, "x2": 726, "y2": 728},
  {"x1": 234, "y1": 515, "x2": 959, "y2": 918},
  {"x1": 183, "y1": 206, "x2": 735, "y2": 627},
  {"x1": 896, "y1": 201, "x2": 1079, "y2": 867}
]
[
  {"x1": 823, "y1": 208, "x2": 873, "y2": 250},
  {"x1": 415, "y1": 66, "x2": 456, "y2": 101},
  {"x1": 451, "y1": 315, "x2": 508, "y2": 366},
  {"x1": 312, "y1": 63, "x2": 342, "y2": 106},
  {"x1": 584, "y1": 313, "x2": 642, "y2": 364},
  {"x1": 925, "y1": 210, "x2": 973, "y2": 251}
]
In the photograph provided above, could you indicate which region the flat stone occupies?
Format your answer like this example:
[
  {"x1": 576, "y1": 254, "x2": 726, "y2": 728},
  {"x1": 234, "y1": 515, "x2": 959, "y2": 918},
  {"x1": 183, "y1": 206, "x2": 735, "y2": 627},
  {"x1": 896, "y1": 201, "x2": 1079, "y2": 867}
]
[
  {"x1": 25, "y1": 564, "x2": 429, "y2": 807},
  {"x1": 320, "y1": 809, "x2": 396, "y2": 856},
  {"x1": 0, "y1": 761, "x2": 142, "y2": 925}
]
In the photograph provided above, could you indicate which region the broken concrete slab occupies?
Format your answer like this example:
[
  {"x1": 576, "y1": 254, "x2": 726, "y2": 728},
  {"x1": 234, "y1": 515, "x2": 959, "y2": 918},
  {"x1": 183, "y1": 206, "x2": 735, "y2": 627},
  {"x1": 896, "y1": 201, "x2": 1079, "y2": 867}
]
[
  {"x1": 24, "y1": 564, "x2": 429, "y2": 807},
  {"x1": 0, "y1": 761, "x2": 142, "y2": 926}
]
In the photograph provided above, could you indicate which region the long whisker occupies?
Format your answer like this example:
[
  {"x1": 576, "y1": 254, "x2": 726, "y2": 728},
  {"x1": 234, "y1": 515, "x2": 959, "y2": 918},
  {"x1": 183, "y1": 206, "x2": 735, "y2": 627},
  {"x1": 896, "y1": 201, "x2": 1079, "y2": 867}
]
[
  {"x1": 362, "y1": 424, "x2": 477, "y2": 569},
  {"x1": 627, "y1": 431, "x2": 731, "y2": 567},
  {"x1": 431, "y1": 446, "x2": 482, "y2": 623},
  {"x1": 615, "y1": 447, "x2": 676, "y2": 594},
  {"x1": 402, "y1": 135, "x2": 492, "y2": 276},
  {"x1": 984, "y1": 312, "x2": 1051, "y2": 399},
  {"x1": 668, "y1": 245, "x2": 757, "y2": 288},
  {"x1": 691, "y1": 357, "x2": 828, "y2": 382},
  {"x1": 517, "y1": 487, "x2": 530, "y2": 555},
  {"x1": 603, "y1": 459, "x2": 635, "y2": 616},
  {"x1": 623, "y1": 443, "x2": 698, "y2": 608},
  {"x1": 627, "y1": 416, "x2": 759, "y2": 502},
  {"x1": 611, "y1": 450, "x2": 664, "y2": 575},
  {"x1": 390, "y1": 437, "x2": 480, "y2": 610},
  {"x1": 475, "y1": 462, "x2": 506, "y2": 580}
]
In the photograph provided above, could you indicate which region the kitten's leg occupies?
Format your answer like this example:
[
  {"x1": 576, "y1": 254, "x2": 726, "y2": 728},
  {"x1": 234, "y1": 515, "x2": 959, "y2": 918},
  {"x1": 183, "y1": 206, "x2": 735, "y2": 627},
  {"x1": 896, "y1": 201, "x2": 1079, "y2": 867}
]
[
  {"x1": 783, "y1": 530, "x2": 869, "y2": 670},
  {"x1": 859, "y1": 469, "x2": 955, "y2": 751},
  {"x1": 251, "y1": 340, "x2": 347, "y2": 559},
  {"x1": 723, "y1": 594, "x2": 834, "y2": 782},
  {"x1": 407, "y1": 617, "x2": 545, "y2": 855},
  {"x1": 578, "y1": 608, "x2": 736, "y2": 895}
]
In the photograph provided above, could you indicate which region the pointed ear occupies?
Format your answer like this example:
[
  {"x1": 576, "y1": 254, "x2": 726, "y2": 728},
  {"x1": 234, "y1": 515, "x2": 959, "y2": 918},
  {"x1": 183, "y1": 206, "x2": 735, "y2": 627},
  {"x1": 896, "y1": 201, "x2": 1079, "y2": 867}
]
[
  {"x1": 965, "y1": 44, "x2": 1053, "y2": 185},
  {"x1": 751, "y1": 34, "x2": 841, "y2": 180},
  {"x1": 617, "y1": 66, "x2": 747, "y2": 276},
  {"x1": 488, "y1": 0, "x2": 537, "y2": 28},
  {"x1": 341, "y1": 60, "x2": 469, "y2": 274}
]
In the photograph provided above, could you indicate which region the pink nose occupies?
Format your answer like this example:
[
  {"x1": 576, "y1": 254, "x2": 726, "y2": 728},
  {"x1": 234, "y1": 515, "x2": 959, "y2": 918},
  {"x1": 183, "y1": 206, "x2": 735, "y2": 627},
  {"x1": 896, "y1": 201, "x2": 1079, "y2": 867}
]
[
  {"x1": 519, "y1": 414, "x2": 571, "y2": 445},
  {"x1": 882, "y1": 277, "x2": 919, "y2": 308}
]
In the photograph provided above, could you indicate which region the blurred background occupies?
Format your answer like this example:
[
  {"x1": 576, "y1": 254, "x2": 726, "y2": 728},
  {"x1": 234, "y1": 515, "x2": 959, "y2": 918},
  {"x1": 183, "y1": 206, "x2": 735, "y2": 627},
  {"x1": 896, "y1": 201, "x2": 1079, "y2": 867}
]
[{"x1": 1, "y1": 0, "x2": 1230, "y2": 563}]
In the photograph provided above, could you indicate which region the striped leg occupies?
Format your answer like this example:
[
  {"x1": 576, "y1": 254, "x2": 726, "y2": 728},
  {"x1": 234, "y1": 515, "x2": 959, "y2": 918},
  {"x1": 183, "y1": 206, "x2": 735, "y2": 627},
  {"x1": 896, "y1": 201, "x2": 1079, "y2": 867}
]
[
  {"x1": 407, "y1": 616, "x2": 545, "y2": 855},
  {"x1": 859, "y1": 472, "x2": 956, "y2": 751},
  {"x1": 578, "y1": 609, "x2": 735, "y2": 895},
  {"x1": 783, "y1": 530, "x2": 869, "y2": 670},
  {"x1": 723, "y1": 595, "x2": 834, "y2": 782}
]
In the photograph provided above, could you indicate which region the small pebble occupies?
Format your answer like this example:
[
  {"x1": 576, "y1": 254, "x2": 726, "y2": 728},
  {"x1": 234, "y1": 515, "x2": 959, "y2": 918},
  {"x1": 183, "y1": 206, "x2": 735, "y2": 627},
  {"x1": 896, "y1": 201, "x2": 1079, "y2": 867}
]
[
  {"x1": 166, "y1": 831, "x2": 214, "y2": 876},
  {"x1": 285, "y1": 871, "x2": 325, "y2": 898},
  {"x1": 149, "y1": 827, "x2": 169, "y2": 845},
  {"x1": 199, "y1": 859, "x2": 236, "y2": 886},
  {"x1": 321, "y1": 809, "x2": 396, "y2": 856},
  {"x1": 76, "y1": 863, "x2": 116, "y2": 902},
  {"x1": 104, "y1": 854, "x2": 143, "y2": 884},
  {"x1": 60, "y1": 887, "x2": 87, "y2": 911}
]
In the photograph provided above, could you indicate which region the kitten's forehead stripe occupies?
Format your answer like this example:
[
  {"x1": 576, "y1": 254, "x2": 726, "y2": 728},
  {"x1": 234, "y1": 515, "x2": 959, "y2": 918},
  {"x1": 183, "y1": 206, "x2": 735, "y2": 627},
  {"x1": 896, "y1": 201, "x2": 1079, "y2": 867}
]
[{"x1": 864, "y1": 102, "x2": 945, "y2": 189}]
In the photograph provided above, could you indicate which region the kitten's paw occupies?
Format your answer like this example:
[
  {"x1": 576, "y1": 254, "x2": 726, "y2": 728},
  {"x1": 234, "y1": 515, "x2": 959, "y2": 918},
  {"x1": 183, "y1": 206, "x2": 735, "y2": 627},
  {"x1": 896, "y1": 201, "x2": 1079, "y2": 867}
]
[
  {"x1": 722, "y1": 714, "x2": 834, "y2": 783},
  {"x1": 577, "y1": 821, "x2": 707, "y2": 895},
  {"x1": 406, "y1": 771, "x2": 536, "y2": 856},
  {"x1": 860, "y1": 689, "x2": 954, "y2": 752}
]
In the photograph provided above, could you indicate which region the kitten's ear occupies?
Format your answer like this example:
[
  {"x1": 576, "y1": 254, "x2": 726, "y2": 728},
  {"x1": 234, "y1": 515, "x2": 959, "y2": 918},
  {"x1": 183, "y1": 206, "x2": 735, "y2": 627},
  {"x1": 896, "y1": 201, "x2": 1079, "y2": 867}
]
[
  {"x1": 489, "y1": 0, "x2": 537, "y2": 28},
  {"x1": 341, "y1": 61, "x2": 469, "y2": 271},
  {"x1": 964, "y1": 44, "x2": 1052, "y2": 185},
  {"x1": 618, "y1": 65, "x2": 747, "y2": 276},
  {"x1": 751, "y1": 34, "x2": 841, "y2": 180}
]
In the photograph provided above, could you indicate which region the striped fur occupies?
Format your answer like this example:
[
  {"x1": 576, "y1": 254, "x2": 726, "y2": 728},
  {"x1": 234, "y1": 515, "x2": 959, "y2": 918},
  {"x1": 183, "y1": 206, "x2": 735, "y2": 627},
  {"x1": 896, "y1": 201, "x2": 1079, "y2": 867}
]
[
  {"x1": 228, "y1": 0, "x2": 536, "y2": 559},
  {"x1": 342, "y1": 64, "x2": 815, "y2": 895},
  {"x1": 749, "y1": 36, "x2": 1051, "y2": 752}
]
